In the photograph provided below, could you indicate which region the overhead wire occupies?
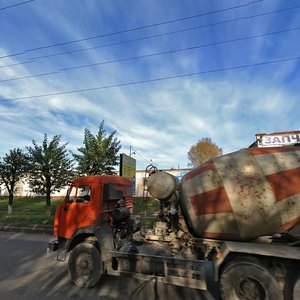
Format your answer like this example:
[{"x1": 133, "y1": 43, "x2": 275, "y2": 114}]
[
  {"x1": 131, "y1": 146, "x2": 150, "y2": 164},
  {"x1": 0, "y1": 0, "x2": 34, "y2": 11},
  {"x1": 0, "y1": 0, "x2": 263, "y2": 59},
  {"x1": 1, "y1": 26, "x2": 300, "y2": 84},
  {"x1": 1, "y1": 55, "x2": 300, "y2": 103},
  {"x1": 0, "y1": 4, "x2": 299, "y2": 70},
  {"x1": 1, "y1": 0, "x2": 298, "y2": 168},
  {"x1": 0, "y1": 60, "x2": 36, "y2": 69},
  {"x1": 25, "y1": 4, "x2": 300, "y2": 63},
  {"x1": 0, "y1": 0, "x2": 298, "y2": 107}
]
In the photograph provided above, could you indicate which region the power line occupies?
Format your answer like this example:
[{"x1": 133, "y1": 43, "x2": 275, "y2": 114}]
[
  {"x1": 0, "y1": 60, "x2": 36, "y2": 69},
  {"x1": 1, "y1": 55, "x2": 299, "y2": 103},
  {"x1": 0, "y1": 0, "x2": 263, "y2": 59},
  {"x1": 131, "y1": 146, "x2": 150, "y2": 164},
  {"x1": 0, "y1": 0, "x2": 34, "y2": 11},
  {"x1": 28, "y1": 4, "x2": 300, "y2": 62},
  {"x1": 0, "y1": 71, "x2": 59, "y2": 83},
  {"x1": 1, "y1": 4, "x2": 299, "y2": 70},
  {"x1": 1, "y1": 26, "x2": 299, "y2": 84}
]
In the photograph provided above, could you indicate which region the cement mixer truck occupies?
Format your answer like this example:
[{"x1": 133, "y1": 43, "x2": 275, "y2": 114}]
[{"x1": 48, "y1": 145, "x2": 300, "y2": 299}]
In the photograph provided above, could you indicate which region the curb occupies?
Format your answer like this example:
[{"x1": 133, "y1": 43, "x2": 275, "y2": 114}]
[{"x1": 0, "y1": 225, "x2": 53, "y2": 235}]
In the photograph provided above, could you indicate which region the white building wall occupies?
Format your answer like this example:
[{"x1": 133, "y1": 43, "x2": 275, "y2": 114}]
[
  {"x1": 134, "y1": 168, "x2": 191, "y2": 197},
  {"x1": 0, "y1": 168, "x2": 191, "y2": 198}
]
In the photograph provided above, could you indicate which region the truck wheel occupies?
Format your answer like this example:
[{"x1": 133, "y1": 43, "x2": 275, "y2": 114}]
[
  {"x1": 220, "y1": 257, "x2": 283, "y2": 300},
  {"x1": 284, "y1": 267, "x2": 300, "y2": 299},
  {"x1": 68, "y1": 242, "x2": 104, "y2": 288},
  {"x1": 293, "y1": 275, "x2": 300, "y2": 300}
]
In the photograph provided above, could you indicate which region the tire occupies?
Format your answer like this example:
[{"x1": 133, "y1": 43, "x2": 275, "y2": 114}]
[
  {"x1": 293, "y1": 275, "x2": 300, "y2": 300},
  {"x1": 68, "y1": 242, "x2": 104, "y2": 288},
  {"x1": 284, "y1": 267, "x2": 299, "y2": 300},
  {"x1": 220, "y1": 257, "x2": 283, "y2": 300}
]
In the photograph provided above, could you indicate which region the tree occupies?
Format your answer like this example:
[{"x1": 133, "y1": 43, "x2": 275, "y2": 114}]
[
  {"x1": 27, "y1": 134, "x2": 74, "y2": 206},
  {"x1": 0, "y1": 148, "x2": 28, "y2": 214},
  {"x1": 187, "y1": 137, "x2": 223, "y2": 167},
  {"x1": 74, "y1": 121, "x2": 121, "y2": 175}
]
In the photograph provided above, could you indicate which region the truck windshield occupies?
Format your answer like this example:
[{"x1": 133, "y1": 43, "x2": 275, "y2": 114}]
[{"x1": 66, "y1": 186, "x2": 91, "y2": 203}]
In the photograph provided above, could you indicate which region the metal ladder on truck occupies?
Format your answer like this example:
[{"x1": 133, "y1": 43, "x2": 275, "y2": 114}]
[{"x1": 140, "y1": 163, "x2": 158, "y2": 236}]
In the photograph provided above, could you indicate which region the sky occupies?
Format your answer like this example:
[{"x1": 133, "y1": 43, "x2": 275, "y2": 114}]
[{"x1": 0, "y1": 0, "x2": 299, "y2": 170}]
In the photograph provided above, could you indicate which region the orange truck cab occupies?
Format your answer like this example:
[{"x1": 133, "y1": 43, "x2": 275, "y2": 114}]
[{"x1": 48, "y1": 175, "x2": 133, "y2": 260}]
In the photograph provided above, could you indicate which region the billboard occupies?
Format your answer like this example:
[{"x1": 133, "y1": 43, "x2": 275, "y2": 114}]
[
  {"x1": 120, "y1": 153, "x2": 136, "y2": 195},
  {"x1": 256, "y1": 131, "x2": 300, "y2": 147}
]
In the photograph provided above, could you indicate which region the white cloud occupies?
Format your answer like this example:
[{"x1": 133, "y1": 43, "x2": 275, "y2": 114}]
[{"x1": 0, "y1": 1, "x2": 299, "y2": 170}]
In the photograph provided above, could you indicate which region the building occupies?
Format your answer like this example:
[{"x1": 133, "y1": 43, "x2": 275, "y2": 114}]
[
  {"x1": 135, "y1": 168, "x2": 191, "y2": 197},
  {"x1": 0, "y1": 168, "x2": 191, "y2": 199}
]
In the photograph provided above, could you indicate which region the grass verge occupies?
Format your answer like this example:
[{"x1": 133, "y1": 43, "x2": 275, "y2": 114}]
[
  {"x1": 0, "y1": 197, "x2": 160, "y2": 228},
  {"x1": 0, "y1": 197, "x2": 63, "y2": 227}
]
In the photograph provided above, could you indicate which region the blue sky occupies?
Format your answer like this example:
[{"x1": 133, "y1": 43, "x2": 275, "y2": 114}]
[{"x1": 0, "y1": 0, "x2": 299, "y2": 170}]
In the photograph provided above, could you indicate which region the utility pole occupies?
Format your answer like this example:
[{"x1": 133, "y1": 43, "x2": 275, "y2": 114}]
[{"x1": 129, "y1": 146, "x2": 136, "y2": 157}]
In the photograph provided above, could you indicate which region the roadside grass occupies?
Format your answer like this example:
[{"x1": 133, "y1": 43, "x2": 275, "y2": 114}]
[
  {"x1": 0, "y1": 197, "x2": 63, "y2": 227},
  {"x1": 0, "y1": 196, "x2": 160, "y2": 228}
]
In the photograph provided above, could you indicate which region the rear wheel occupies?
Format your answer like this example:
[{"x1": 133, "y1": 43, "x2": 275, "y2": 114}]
[
  {"x1": 68, "y1": 242, "x2": 104, "y2": 288},
  {"x1": 284, "y1": 266, "x2": 300, "y2": 299},
  {"x1": 294, "y1": 276, "x2": 300, "y2": 299},
  {"x1": 220, "y1": 256, "x2": 283, "y2": 300}
]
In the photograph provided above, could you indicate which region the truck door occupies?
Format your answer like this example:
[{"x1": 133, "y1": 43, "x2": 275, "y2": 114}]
[{"x1": 58, "y1": 185, "x2": 96, "y2": 239}]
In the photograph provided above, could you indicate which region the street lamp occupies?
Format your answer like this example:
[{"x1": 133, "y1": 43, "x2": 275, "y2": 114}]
[{"x1": 129, "y1": 145, "x2": 136, "y2": 157}]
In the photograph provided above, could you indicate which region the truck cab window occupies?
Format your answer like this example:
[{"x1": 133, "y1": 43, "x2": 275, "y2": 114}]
[
  {"x1": 76, "y1": 186, "x2": 91, "y2": 203},
  {"x1": 67, "y1": 187, "x2": 76, "y2": 203}
]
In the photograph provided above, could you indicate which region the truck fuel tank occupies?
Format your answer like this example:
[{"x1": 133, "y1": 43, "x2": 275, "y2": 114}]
[{"x1": 147, "y1": 172, "x2": 180, "y2": 200}]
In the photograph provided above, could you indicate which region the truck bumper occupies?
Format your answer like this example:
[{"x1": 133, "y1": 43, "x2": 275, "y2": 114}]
[{"x1": 47, "y1": 239, "x2": 58, "y2": 253}]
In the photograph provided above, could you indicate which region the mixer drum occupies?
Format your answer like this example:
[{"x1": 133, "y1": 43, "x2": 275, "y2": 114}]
[{"x1": 181, "y1": 147, "x2": 300, "y2": 241}]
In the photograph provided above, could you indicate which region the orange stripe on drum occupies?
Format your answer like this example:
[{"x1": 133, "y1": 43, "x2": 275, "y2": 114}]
[
  {"x1": 201, "y1": 231, "x2": 240, "y2": 240},
  {"x1": 191, "y1": 186, "x2": 233, "y2": 215},
  {"x1": 183, "y1": 160, "x2": 215, "y2": 181},
  {"x1": 247, "y1": 147, "x2": 297, "y2": 156},
  {"x1": 279, "y1": 216, "x2": 300, "y2": 232},
  {"x1": 266, "y1": 167, "x2": 300, "y2": 202}
]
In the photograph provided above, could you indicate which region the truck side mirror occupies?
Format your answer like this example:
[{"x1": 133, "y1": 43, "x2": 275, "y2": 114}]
[{"x1": 103, "y1": 183, "x2": 123, "y2": 201}]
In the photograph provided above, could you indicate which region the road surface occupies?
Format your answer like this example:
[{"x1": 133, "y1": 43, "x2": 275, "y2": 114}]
[{"x1": 0, "y1": 231, "x2": 216, "y2": 300}]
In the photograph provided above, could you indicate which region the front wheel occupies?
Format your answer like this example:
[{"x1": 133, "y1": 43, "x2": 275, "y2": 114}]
[
  {"x1": 220, "y1": 256, "x2": 283, "y2": 300},
  {"x1": 68, "y1": 242, "x2": 104, "y2": 288},
  {"x1": 293, "y1": 275, "x2": 300, "y2": 300}
]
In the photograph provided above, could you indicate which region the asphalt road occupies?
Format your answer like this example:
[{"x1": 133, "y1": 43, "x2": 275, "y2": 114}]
[{"x1": 0, "y1": 231, "x2": 215, "y2": 300}]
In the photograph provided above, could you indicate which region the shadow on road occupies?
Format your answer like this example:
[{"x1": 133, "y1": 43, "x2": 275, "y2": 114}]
[{"x1": 0, "y1": 232, "x2": 215, "y2": 300}]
